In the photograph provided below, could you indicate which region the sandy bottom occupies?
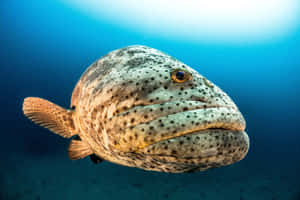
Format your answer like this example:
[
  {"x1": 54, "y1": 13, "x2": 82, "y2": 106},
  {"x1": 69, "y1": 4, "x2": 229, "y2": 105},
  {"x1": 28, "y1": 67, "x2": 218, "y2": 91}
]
[{"x1": 2, "y1": 151, "x2": 299, "y2": 200}]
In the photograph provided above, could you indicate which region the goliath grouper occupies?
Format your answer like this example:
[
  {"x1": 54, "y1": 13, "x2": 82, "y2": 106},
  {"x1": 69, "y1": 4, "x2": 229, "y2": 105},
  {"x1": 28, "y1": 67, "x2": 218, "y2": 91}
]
[{"x1": 23, "y1": 45, "x2": 249, "y2": 173}]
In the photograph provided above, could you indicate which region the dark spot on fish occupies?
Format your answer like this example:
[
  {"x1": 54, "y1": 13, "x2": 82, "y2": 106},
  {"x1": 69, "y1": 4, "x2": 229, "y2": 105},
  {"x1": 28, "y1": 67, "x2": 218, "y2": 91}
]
[{"x1": 171, "y1": 150, "x2": 177, "y2": 155}]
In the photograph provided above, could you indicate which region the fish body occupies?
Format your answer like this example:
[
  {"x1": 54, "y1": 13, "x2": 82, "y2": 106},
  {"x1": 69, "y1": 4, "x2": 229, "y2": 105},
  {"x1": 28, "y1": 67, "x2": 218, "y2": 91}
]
[{"x1": 23, "y1": 45, "x2": 249, "y2": 173}]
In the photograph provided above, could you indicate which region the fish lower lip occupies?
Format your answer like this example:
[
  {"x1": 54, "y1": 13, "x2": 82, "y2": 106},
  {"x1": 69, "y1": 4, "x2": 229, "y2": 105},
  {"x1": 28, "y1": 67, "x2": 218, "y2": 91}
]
[
  {"x1": 138, "y1": 130, "x2": 249, "y2": 164},
  {"x1": 139, "y1": 126, "x2": 242, "y2": 150}
]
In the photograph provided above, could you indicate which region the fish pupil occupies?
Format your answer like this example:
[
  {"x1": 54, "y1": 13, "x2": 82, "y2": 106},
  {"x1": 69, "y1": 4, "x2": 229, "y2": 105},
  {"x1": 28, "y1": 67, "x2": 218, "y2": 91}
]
[{"x1": 176, "y1": 71, "x2": 185, "y2": 80}]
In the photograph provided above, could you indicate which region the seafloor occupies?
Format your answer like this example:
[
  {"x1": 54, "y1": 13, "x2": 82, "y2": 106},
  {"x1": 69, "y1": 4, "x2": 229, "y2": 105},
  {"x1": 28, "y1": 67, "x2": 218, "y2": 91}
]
[{"x1": 2, "y1": 148, "x2": 299, "y2": 200}]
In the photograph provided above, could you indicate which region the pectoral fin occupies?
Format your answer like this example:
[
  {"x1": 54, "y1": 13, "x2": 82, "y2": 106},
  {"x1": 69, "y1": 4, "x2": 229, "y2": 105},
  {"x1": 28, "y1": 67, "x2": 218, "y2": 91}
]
[
  {"x1": 68, "y1": 139, "x2": 93, "y2": 160},
  {"x1": 23, "y1": 97, "x2": 76, "y2": 138}
]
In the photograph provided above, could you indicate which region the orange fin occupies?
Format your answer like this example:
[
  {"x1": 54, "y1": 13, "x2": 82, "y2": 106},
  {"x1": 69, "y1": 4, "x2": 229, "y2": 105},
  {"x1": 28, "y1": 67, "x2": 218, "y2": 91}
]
[
  {"x1": 68, "y1": 139, "x2": 93, "y2": 160},
  {"x1": 23, "y1": 97, "x2": 76, "y2": 138}
]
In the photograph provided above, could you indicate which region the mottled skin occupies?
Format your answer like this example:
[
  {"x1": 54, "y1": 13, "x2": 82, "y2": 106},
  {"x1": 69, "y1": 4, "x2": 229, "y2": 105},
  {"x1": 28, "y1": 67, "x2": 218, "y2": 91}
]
[{"x1": 70, "y1": 45, "x2": 249, "y2": 173}]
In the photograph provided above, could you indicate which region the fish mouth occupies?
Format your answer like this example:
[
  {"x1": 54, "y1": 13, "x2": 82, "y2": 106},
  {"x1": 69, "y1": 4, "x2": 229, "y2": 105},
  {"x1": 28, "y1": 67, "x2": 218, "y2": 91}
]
[{"x1": 115, "y1": 104, "x2": 246, "y2": 153}]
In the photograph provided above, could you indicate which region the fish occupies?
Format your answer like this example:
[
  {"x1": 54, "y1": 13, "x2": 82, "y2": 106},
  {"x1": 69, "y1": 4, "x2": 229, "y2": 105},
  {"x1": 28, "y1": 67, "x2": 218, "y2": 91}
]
[{"x1": 22, "y1": 45, "x2": 249, "y2": 173}]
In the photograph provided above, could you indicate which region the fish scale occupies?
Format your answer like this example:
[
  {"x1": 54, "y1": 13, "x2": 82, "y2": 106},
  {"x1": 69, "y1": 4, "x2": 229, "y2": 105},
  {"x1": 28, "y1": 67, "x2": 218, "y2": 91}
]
[{"x1": 22, "y1": 45, "x2": 249, "y2": 173}]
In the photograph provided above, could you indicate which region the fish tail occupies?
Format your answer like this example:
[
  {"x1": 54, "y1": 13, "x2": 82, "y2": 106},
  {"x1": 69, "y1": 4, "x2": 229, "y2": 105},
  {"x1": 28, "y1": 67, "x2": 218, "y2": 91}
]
[{"x1": 22, "y1": 97, "x2": 77, "y2": 138}]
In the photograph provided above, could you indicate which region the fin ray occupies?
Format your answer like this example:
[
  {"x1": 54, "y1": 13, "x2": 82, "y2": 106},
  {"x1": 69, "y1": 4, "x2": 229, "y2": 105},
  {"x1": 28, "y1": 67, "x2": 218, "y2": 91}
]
[
  {"x1": 68, "y1": 140, "x2": 93, "y2": 160},
  {"x1": 23, "y1": 97, "x2": 76, "y2": 138}
]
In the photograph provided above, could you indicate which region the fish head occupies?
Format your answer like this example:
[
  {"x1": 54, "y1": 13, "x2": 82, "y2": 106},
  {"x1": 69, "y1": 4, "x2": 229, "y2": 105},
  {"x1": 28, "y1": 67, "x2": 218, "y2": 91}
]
[{"x1": 97, "y1": 46, "x2": 249, "y2": 172}]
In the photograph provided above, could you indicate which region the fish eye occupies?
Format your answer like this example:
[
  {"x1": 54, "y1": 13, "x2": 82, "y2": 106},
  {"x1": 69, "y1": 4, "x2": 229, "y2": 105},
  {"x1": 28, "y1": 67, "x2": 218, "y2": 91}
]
[{"x1": 171, "y1": 69, "x2": 192, "y2": 83}]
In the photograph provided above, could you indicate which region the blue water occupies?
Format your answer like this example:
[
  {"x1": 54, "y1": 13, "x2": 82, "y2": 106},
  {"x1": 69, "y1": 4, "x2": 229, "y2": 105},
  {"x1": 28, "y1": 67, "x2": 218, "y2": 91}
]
[{"x1": 1, "y1": 1, "x2": 300, "y2": 200}]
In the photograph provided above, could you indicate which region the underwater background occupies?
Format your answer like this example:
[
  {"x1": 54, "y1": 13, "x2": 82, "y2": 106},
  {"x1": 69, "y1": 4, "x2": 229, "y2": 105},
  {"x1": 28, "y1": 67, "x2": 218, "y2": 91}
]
[{"x1": 1, "y1": 0, "x2": 300, "y2": 199}]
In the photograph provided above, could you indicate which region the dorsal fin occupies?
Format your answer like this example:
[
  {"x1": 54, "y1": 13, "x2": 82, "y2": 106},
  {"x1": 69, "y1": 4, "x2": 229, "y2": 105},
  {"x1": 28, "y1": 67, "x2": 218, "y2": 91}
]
[
  {"x1": 68, "y1": 139, "x2": 93, "y2": 160},
  {"x1": 23, "y1": 97, "x2": 76, "y2": 138}
]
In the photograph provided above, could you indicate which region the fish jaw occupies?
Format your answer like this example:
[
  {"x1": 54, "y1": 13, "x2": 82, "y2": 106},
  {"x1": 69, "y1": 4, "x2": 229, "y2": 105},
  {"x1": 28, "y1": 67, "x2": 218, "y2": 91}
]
[
  {"x1": 137, "y1": 130, "x2": 249, "y2": 172},
  {"x1": 112, "y1": 104, "x2": 249, "y2": 172},
  {"x1": 114, "y1": 106, "x2": 246, "y2": 152}
]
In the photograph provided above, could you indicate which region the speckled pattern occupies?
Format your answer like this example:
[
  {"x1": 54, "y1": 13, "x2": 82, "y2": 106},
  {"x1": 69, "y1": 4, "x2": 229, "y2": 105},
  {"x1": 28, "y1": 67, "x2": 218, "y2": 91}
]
[{"x1": 69, "y1": 45, "x2": 249, "y2": 173}]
